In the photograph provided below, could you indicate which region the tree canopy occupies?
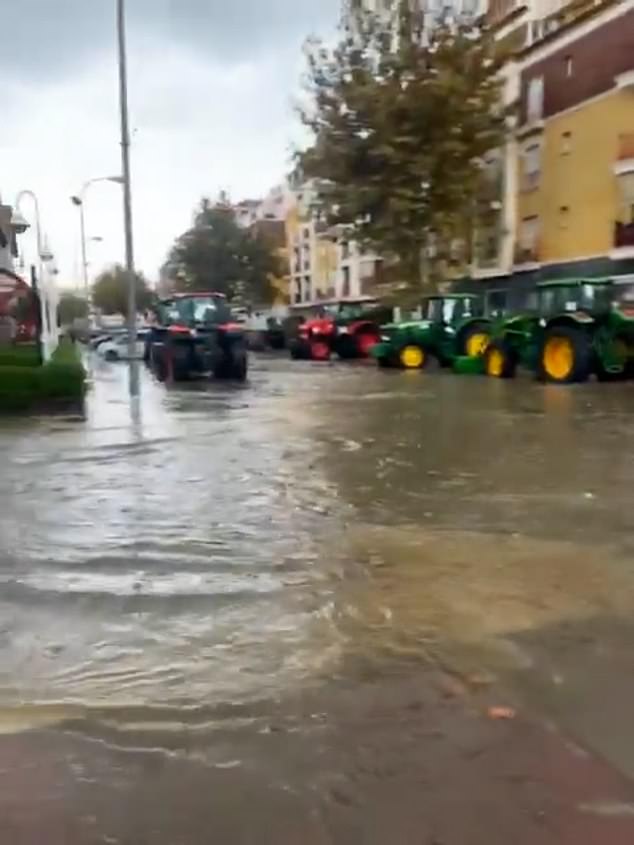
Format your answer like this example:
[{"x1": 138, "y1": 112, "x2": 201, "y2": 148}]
[
  {"x1": 92, "y1": 265, "x2": 154, "y2": 316},
  {"x1": 163, "y1": 198, "x2": 282, "y2": 305},
  {"x1": 58, "y1": 293, "x2": 89, "y2": 325},
  {"x1": 298, "y1": 1, "x2": 509, "y2": 291}
]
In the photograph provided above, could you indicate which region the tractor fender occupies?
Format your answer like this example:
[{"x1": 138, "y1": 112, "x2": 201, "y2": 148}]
[
  {"x1": 546, "y1": 313, "x2": 596, "y2": 331},
  {"x1": 345, "y1": 319, "x2": 380, "y2": 336}
]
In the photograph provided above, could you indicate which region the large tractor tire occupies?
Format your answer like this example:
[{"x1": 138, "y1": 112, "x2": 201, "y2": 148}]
[
  {"x1": 229, "y1": 345, "x2": 248, "y2": 381},
  {"x1": 289, "y1": 340, "x2": 309, "y2": 360},
  {"x1": 484, "y1": 340, "x2": 517, "y2": 379},
  {"x1": 355, "y1": 328, "x2": 381, "y2": 358},
  {"x1": 538, "y1": 326, "x2": 592, "y2": 384},
  {"x1": 459, "y1": 321, "x2": 492, "y2": 358},
  {"x1": 150, "y1": 345, "x2": 169, "y2": 382},
  {"x1": 596, "y1": 336, "x2": 631, "y2": 382},
  {"x1": 309, "y1": 339, "x2": 331, "y2": 361},
  {"x1": 398, "y1": 344, "x2": 428, "y2": 370}
]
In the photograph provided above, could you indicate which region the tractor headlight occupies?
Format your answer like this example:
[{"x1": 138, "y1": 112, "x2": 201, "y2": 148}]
[
  {"x1": 338, "y1": 327, "x2": 349, "y2": 335},
  {"x1": 381, "y1": 335, "x2": 390, "y2": 342}
]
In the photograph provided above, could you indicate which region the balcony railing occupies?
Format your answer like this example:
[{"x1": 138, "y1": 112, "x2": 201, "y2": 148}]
[
  {"x1": 514, "y1": 245, "x2": 540, "y2": 264},
  {"x1": 614, "y1": 221, "x2": 634, "y2": 248}
]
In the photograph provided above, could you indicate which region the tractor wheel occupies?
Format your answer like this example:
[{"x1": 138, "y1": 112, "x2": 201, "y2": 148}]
[
  {"x1": 484, "y1": 340, "x2": 517, "y2": 379},
  {"x1": 310, "y1": 339, "x2": 331, "y2": 361},
  {"x1": 460, "y1": 322, "x2": 492, "y2": 358},
  {"x1": 150, "y1": 346, "x2": 169, "y2": 382},
  {"x1": 335, "y1": 334, "x2": 358, "y2": 360},
  {"x1": 377, "y1": 355, "x2": 395, "y2": 369},
  {"x1": 229, "y1": 345, "x2": 248, "y2": 381},
  {"x1": 355, "y1": 329, "x2": 380, "y2": 358},
  {"x1": 596, "y1": 337, "x2": 631, "y2": 382},
  {"x1": 538, "y1": 326, "x2": 592, "y2": 384},
  {"x1": 398, "y1": 344, "x2": 428, "y2": 370},
  {"x1": 289, "y1": 340, "x2": 309, "y2": 360}
]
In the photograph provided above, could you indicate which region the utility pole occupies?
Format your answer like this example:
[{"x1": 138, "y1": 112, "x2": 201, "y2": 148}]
[{"x1": 116, "y1": 0, "x2": 139, "y2": 397}]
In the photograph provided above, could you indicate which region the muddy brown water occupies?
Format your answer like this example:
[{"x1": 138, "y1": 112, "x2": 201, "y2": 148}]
[{"x1": 2, "y1": 354, "x2": 634, "y2": 843}]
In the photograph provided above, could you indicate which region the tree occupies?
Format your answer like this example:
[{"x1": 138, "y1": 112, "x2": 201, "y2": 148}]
[
  {"x1": 298, "y1": 1, "x2": 509, "y2": 293},
  {"x1": 163, "y1": 198, "x2": 281, "y2": 305},
  {"x1": 58, "y1": 293, "x2": 89, "y2": 325},
  {"x1": 92, "y1": 265, "x2": 154, "y2": 316}
]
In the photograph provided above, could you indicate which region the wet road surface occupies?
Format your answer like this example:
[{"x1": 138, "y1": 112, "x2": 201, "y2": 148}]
[{"x1": 2, "y1": 354, "x2": 634, "y2": 843}]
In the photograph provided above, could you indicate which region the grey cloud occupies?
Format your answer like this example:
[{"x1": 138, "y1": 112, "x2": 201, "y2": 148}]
[{"x1": 3, "y1": 0, "x2": 339, "y2": 81}]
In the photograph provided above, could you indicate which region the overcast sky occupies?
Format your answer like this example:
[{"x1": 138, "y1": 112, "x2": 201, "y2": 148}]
[{"x1": 1, "y1": 0, "x2": 339, "y2": 288}]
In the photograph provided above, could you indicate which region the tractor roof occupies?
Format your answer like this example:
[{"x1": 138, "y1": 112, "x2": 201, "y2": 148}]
[
  {"x1": 161, "y1": 291, "x2": 227, "y2": 302},
  {"x1": 537, "y1": 277, "x2": 613, "y2": 289},
  {"x1": 424, "y1": 293, "x2": 478, "y2": 301}
]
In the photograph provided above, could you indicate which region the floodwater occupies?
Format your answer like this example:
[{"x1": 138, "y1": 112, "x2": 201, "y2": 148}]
[{"x1": 2, "y1": 354, "x2": 634, "y2": 843}]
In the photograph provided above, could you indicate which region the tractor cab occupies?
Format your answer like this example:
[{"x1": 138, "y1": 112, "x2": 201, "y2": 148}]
[
  {"x1": 537, "y1": 279, "x2": 614, "y2": 320},
  {"x1": 146, "y1": 292, "x2": 248, "y2": 382},
  {"x1": 422, "y1": 294, "x2": 485, "y2": 326},
  {"x1": 156, "y1": 293, "x2": 234, "y2": 329}
]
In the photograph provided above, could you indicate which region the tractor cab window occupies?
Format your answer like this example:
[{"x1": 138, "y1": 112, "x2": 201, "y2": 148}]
[
  {"x1": 337, "y1": 303, "x2": 365, "y2": 320},
  {"x1": 424, "y1": 298, "x2": 455, "y2": 323},
  {"x1": 615, "y1": 284, "x2": 634, "y2": 315},
  {"x1": 165, "y1": 296, "x2": 232, "y2": 326}
]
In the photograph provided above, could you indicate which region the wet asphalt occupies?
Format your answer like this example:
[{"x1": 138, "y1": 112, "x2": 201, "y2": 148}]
[{"x1": 1, "y1": 352, "x2": 634, "y2": 843}]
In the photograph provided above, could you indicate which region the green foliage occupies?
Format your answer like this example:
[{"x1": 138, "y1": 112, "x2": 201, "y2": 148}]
[
  {"x1": 298, "y1": 1, "x2": 509, "y2": 291},
  {"x1": 58, "y1": 293, "x2": 89, "y2": 325},
  {"x1": 0, "y1": 339, "x2": 86, "y2": 413},
  {"x1": 92, "y1": 265, "x2": 154, "y2": 317},
  {"x1": 0, "y1": 344, "x2": 40, "y2": 368},
  {"x1": 164, "y1": 198, "x2": 281, "y2": 305}
]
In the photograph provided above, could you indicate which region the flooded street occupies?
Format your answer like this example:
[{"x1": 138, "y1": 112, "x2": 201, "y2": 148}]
[{"x1": 3, "y1": 355, "x2": 634, "y2": 843}]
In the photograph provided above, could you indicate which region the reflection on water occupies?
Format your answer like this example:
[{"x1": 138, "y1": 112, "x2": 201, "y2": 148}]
[{"x1": 1, "y1": 356, "x2": 634, "y2": 752}]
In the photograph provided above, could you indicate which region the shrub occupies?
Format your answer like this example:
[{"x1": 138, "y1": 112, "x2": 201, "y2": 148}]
[{"x1": 0, "y1": 339, "x2": 86, "y2": 412}]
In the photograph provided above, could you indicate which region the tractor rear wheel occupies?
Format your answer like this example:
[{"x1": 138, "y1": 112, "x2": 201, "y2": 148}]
[
  {"x1": 398, "y1": 344, "x2": 427, "y2": 370},
  {"x1": 596, "y1": 336, "x2": 631, "y2": 381},
  {"x1": 538, "y1": 326, "x2": 592, "y2": 384},
  {"x1": 484, "y1": 340, "x2": 517, "y2": 379},
  {"x1": 460, "y1": 322, "x2": 492, "y2": 358},
  {"x1": 355, "y1": 329, "x2": 380, "y2": 358},
  {"x1": 310, "y1": 339, "x2": 331, "y2": 361}
]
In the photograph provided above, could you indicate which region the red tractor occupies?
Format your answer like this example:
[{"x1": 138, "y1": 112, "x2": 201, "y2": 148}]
[{"x1": 289, "y1": 297, "x2": 391, "y2": 362}]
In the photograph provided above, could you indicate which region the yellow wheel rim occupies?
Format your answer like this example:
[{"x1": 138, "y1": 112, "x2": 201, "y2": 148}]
[
  {"x1": 543, "y1": 336, "x2": 575, "y2": 381},
  {"x1": 400, "y1": 345, "x2": 425, "y2": 369},
  {"x1": 487, "y1": 348, "x2": 505, "y2": 378},
  {"x1": 466, "y1": 332, "x2": 490, "y2": 358}
]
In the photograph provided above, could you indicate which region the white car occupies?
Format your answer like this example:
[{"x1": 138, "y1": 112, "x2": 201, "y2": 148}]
[{"x1": 98, "y1": 332, "x2": 147, "y2": 361}]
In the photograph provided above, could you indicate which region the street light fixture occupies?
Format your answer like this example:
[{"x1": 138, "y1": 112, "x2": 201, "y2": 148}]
[{"x1": 70, "y1": 175, "x2": 123, "y2": 300}]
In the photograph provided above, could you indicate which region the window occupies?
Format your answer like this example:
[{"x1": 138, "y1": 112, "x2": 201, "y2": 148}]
[
  {"x1": 341, "y1": 267, "x2": 351, "y2": 298},
  {"x1": 518, "y1": 216, "x2": 539, "y2": 262},
  {"x1": 527, "y1": 76, "x2": 544, "y2": 122},
  {"x1": 523, "y1": 143, "x2": 541, "y2": 190},
  {"x1": 565, "y1": 55, "x2": 573, "y2": 77},
  {"x1": 561, "y1": 131, "x2": 572, "y2": 155}
]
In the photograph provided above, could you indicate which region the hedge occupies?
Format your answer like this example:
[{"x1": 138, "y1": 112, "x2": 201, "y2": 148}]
[
  {"x1": 0, "y1": 339, "x2": 86, "y2": 413},
  {"x1": 0, "y1": 344, "x2": 40, "y2": 368}
]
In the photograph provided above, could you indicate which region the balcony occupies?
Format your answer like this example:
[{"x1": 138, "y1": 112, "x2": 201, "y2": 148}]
[
  {"x1": 613, "y1": 133, "x2": 634, "y2": 176},
  {"x1": 513, "y1": 245, "x2": 540, "y2": 266},
  {"x1": 611, "y1": 221, "x2": 634, "y2": 259}
]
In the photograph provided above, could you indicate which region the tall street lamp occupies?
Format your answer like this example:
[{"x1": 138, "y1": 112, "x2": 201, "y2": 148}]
[
  {"x1": 71, "y1": 175, "x2": 123, "y2": 300},
  {"x1": 117, "y1": 0, "x2": 139, "y2": 397}
]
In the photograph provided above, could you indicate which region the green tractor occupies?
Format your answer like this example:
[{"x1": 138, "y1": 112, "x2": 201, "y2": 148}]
[
  {"x1": 372, "y1": 294, "x2": 493, "y2": 370},
  {"x1": 484, "y1": 278, "x2": 634, "y2": 383}
]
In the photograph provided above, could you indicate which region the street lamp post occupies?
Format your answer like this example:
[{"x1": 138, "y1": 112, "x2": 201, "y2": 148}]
[
  {"x1": 14, "y1": 190, "x2": 54, "y2": 363},
  {"x1": 116, "y1": 0, "x2": 139, "y2": 397},
  {"x1": 71, "y1": 176, "x2": 123, "y2": 301}
]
